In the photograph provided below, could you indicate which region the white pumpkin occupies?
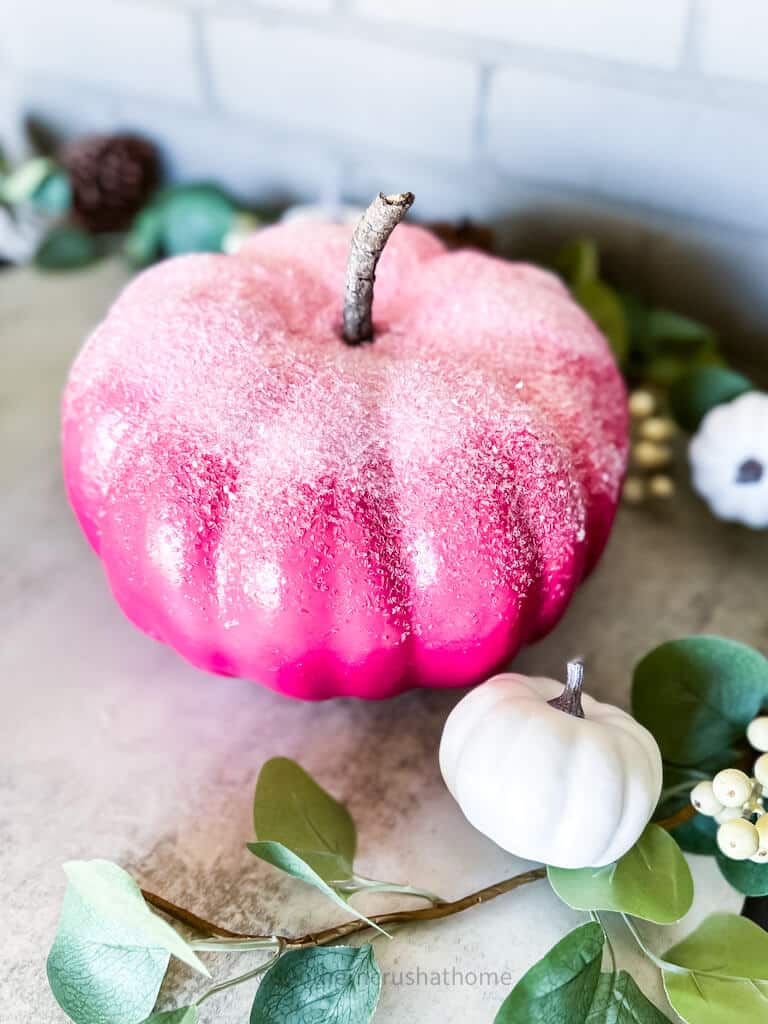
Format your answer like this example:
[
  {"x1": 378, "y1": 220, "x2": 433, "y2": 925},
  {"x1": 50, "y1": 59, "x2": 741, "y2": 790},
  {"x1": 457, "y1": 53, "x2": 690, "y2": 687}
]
[
  {"x1": 439, "y1": 662, "x2": 663, "y2": 869},
  {"x1": 689, "y1": 391, "x2": 768, "y2": 528}
]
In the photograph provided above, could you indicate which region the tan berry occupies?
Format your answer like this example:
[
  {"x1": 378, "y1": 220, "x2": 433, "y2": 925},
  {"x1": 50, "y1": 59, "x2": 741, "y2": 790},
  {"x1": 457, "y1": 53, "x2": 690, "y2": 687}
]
[
  {"x1": 629, "y1": 390, "x2": 656, "y2": 418},
  {"x1": 640, "y1": 417, "x2": 677, "y2": 442},
  {"x1": 633, "y1": 441, "x2": 673, "y2": 470},
  {"x1": 648, "y1": 474, "x2": 675, "y2": 500}
]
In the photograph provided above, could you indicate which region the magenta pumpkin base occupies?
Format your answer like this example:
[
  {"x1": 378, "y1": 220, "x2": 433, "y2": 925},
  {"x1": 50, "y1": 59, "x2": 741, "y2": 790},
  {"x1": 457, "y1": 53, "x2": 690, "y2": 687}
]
[{"x1": 62, "y1": 222, "x2": 627, "y2": 700}]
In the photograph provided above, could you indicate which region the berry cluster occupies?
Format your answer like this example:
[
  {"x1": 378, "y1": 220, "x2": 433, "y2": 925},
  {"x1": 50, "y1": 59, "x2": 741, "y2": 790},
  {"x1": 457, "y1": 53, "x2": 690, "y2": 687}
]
[
  {"x1": 690, "y1": 716, "x2": 768, "y2": 861},
  {"x1": 622, "y1": 390, "x2": 677, "y2": 504}
]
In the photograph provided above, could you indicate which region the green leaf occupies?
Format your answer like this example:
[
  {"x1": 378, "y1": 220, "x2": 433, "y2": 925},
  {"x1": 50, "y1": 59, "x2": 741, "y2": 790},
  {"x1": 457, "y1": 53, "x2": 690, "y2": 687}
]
[
  {"x1": 0, "y1": 155, "x2": 58, "y2": 203},
  {"x1": 142, "y1": 1010, "x2": 197, "y2": 1024},
  {"x1": 31, "y1": 169, "x2": 72, "y2": 214},
  {"x1": 632, "y1": 636, "x2": 768, "y2": 766},
  {"x1": 250, "y1": 945, "x2": 381, "y2": 1024},
  {"x1": 35, "y1": 225, "x2": 100, "y2": 270},
  {"x1": 47, "y1": 862, "x2": 207, "y2": 1024},
  {"x1": 670, "y1": 366, "x2": 754, "y2": 432},
  {"x1": 494, "y1": 922, "x2": 604, "y2": 1023},
  {"x1": 552, "y1": 237, "x2": 599, "y2": 288},
  {"x1": 548, "y1": 825, "x2": 693, "y2": 924},
  {"x1": 573, "y1": 278, "x2": 629, "y2": 362},
  {"x1": 247, "y1": 841, "x2": 385, "y2": 934},
  {"x1": 644, "y1": 348, "x2": 725, "y2": 389},
  {"x1": 715, "y1": 851, "x2": 768, "y2": 897},
  {"x1": 253, "y1": 757, "x2": 356, "y2": 884},
  {"x1": 643, "y1": 308, "x2": 716, "y2": 354},
  {"x1": 63, "y1": 860, "x2": 207, "y2": 973},
  {"x1": 662, "y1": 913, "x2": 768, "y2": 1024},
  {"x1": 159, "y1": 184, "x2": 237, "y2": 256},
  {"x1": 586, "y1": 971, "x2": 673, "y2": 1023},
  {"x1": 660, "y1": 796, "x2": 718, "y2": 856},
  {"x1": 124, "y1": 206, "x2": 164, "y2": 267}
]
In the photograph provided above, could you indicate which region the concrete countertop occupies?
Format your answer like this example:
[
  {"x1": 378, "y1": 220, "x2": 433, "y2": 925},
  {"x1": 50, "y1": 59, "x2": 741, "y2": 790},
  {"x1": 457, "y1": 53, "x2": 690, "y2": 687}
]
[{"x1": 2, "y1": 259, "x2": 763, "y2": 1022}]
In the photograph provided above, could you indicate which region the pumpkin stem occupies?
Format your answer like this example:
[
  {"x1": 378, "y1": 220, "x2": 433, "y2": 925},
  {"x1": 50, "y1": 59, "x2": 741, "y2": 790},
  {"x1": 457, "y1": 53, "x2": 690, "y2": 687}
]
[
  {"x1": 342, "y1": 191, "x2": 414, "y2": 345},
  {"x1": 547, "y1": 659, "x2": 586, "y2": 718}
]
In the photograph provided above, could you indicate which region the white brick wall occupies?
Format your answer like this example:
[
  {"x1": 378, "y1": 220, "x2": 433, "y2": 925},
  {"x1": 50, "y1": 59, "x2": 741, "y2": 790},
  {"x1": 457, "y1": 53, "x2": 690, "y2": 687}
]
[
  {"x1": 4, "y1": 0, "x2": 768, "y2": 355},
  {"x1": 698, "y1": 0, "x2": 768, "y2": 84},
  {"x1": 5, "y1": 1, "x2": 203, "y2": 104},
  {"x1": 206, "y1": 17, "x2": 478, "y2": 162},
  {"x1": 485, "y1": 69, "x2": 768, "y2": 232},
  {"x1": 354, "y1": 0, "x2": 690, "y2": 69}
]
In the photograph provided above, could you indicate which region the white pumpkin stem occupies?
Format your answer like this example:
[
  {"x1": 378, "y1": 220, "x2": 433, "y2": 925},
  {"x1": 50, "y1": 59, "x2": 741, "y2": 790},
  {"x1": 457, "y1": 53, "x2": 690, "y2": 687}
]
[
  {"x1": 547, "y1": 660, "x2": 585, "y2": 718},
  {"x1": 342, "y1": 191, "x2": 414, "y2": 345}
]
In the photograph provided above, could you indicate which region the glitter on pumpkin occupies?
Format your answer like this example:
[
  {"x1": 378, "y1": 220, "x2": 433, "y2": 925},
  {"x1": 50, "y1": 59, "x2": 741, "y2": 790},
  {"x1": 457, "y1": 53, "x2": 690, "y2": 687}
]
[{"x1": 62, "y1": 221, "x2": 628, "y2": 699}]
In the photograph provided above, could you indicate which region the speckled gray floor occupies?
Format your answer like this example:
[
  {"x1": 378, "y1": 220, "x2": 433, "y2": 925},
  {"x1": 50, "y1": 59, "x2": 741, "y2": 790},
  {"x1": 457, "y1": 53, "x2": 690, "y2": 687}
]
[{"x1": 2, "y1": 260, "x2": 763, "y2": 1022}]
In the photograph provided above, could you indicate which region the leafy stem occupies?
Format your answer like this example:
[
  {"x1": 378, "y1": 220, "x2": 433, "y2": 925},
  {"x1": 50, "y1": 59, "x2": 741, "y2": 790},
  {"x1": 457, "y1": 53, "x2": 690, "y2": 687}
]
[
  {"x1": 333, "y1": 874, "x2": 444, "y2": 905},
  {"x1": 143, "y1": 868, "x2": 546, "y2": 951},
  {"x1": 195, "y1": 949, "x2": 282, "y2": 1006}
]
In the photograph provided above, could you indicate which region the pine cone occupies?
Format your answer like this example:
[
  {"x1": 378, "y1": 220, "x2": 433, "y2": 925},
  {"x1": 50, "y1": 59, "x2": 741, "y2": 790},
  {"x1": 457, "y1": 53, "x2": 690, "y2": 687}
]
[{"x1": 60, "y1": 133, "x2": 161, "y2": 233}]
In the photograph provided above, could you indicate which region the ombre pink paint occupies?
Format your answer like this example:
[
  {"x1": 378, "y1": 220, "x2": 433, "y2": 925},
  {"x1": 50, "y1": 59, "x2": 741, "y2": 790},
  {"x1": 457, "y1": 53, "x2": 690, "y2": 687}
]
[{"x1": 62, "y1": 222, "x2": 627, "y2": 699}]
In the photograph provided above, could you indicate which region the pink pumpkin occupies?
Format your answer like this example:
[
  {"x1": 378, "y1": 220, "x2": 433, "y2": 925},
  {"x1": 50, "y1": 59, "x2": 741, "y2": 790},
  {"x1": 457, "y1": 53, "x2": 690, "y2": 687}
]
[{"x1": 62, "y1": 218, "x2": 627, "y2": 699}]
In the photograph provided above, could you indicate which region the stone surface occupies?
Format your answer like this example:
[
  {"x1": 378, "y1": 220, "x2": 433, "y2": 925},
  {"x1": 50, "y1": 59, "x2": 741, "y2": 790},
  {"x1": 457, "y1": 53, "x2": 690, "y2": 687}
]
[{"x1": 1, "y1": 258, "x2": 760, "y2": 1022}]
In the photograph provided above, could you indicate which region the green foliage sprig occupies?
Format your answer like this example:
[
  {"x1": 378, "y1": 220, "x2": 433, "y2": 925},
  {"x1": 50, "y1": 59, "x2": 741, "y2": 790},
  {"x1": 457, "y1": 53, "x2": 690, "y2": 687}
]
[
  {"x1": 46, "y1": 635, "x2": 768, "y2": 1023},
  {"x1": 632, "y1": 634, "x2": 768, "y2": 897}
]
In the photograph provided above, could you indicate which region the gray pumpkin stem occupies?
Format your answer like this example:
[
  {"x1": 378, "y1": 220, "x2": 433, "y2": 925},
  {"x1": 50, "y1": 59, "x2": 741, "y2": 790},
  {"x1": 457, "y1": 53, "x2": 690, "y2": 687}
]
[
  {"x1": 547, "y1": 660, "x2": 586, "y2": 718},
  {"x1": 342, "y1": 191, "x2": 414, "y2": 345}
]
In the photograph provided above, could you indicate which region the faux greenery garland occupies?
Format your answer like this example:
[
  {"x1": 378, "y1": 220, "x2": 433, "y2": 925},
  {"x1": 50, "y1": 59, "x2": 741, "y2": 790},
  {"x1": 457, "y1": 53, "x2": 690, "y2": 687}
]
[{"x1": 45, "y1": 635, "x2": 768, "y2": 1024}]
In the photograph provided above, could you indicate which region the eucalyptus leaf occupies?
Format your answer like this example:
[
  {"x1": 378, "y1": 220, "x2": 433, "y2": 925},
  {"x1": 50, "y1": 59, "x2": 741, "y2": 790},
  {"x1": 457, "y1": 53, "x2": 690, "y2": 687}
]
[
  {"x1": 142, "y1": 1010, "x2": 197, "y2": 1024},
  {"x1": 552, "y1": 237, "x2": 599, "y2": 288},
  {"x1": 31, "y1": 169, "x2": 72, "y2": 214},
  {"x1": 247, "y1": 841, "x2": 385, "y2": 935},
  {"x1": 631, "y1": 636, "x2": 768, "y2": 766},
  {"x1": 547, "y1": 825, "x2": 693, "y2": 924},
  {"x1": 573, "y1": 278, "x2": 628, "y2": 362},
  {"x1": 494, "y1": 922, "x2": 604, "y2": 1023},
  {"x1": 253, "y1": 757, "x2": 355, "y2": 883},
  {"x1": 250, "y1": 945, "x2": 381, "y2": 1024},
  {"x1": 35, "y1": 225, "x2": 100, "y2": 270},
  {"x1": 644, "y1": 349, "x2": 725, "y2": 389},
  {"x1": 643, "y1": 308, "x2": 716, "y2": 354},
  {"x1": 160, "y1": 184, "x2": 237, "y2": 256},
  {"x1": 586, "y1": 971, "x2": 672, "y2": 1023},
  {"x1": 124, "y1": 206, "x2": 164, "y2": 268},
  {"x1": 659, "y1": 795, "x2": 718, "y2": 856},
  {"x1": 662, "y1": 913, "x2": 768, "y2": 1024},
  {"x1": 715, "y1": 852, "x2": 768, "y2": 897},
  {"x1": 62, "y1": 860, "x2": 208, "y2": 974},
  {"x1": 0, "y1": 156, "x2": 58, "y2": 203},
  {"x1": 48, "y1": 882, "x2": 169, "y2": 1024},
  {"x1": 670, "y1": 366, "x2": 753, "y2": 433}
]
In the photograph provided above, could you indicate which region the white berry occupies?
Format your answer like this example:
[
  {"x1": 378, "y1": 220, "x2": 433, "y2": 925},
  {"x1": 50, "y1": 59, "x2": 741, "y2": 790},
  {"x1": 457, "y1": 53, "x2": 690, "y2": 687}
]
[
  {"x1": 751, "y1": 816, "x2": 768, "y2": 863},
  {"x1": 712, "y1": 768, "x2": 753, "y2": 808},
  {"x1": 717, "y1": 818, "x2": 760, "y2": 860},
  {"x1": 747, "y1": 717, "x2": 768, "y2": 752},
  {"x1": 715, "y1": 805, "x2": 744, "y2": 824},
  {"x1": 755, "y1": 754, "x2": 768, "y2": 788},
  {"x1": 690, "y1": 780, "x2": 723, "y2": 816}
]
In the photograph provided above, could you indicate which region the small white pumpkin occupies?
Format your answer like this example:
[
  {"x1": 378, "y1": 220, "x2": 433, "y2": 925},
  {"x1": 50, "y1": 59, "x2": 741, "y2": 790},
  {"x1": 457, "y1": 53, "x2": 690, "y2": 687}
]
[
  {"x1": 439, "y1": 662, "x2": 663, "y2": 869},
  {"x1": 689, "y1": 391, "x2": 768, "y2": 528}
]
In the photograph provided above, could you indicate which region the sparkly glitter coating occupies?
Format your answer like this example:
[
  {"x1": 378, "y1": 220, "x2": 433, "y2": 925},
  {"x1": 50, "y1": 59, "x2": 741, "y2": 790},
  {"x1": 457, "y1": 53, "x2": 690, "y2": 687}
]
[{"x1": 62, "y1": 222, "x2": 627, "y2": 699}]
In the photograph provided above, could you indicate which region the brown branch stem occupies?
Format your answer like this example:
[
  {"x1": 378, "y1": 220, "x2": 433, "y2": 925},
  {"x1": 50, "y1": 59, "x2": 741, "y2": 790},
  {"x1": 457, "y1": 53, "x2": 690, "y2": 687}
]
[
  {"x1": 143, "y1": 869, "x2": 546, "y2": 948},
  {"x1": 141, "y1": 808, "x2": 694, "y2": 950},
  {"x1": 342, "y1": 191, "x2": 414, "y2": 345}
]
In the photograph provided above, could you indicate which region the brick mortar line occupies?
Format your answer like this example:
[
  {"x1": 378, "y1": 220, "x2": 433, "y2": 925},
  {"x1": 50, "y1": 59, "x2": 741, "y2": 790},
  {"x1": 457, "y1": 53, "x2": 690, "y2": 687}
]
[{"x1": 10, "y1": 63, "x2": 768, "y2": 244}]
